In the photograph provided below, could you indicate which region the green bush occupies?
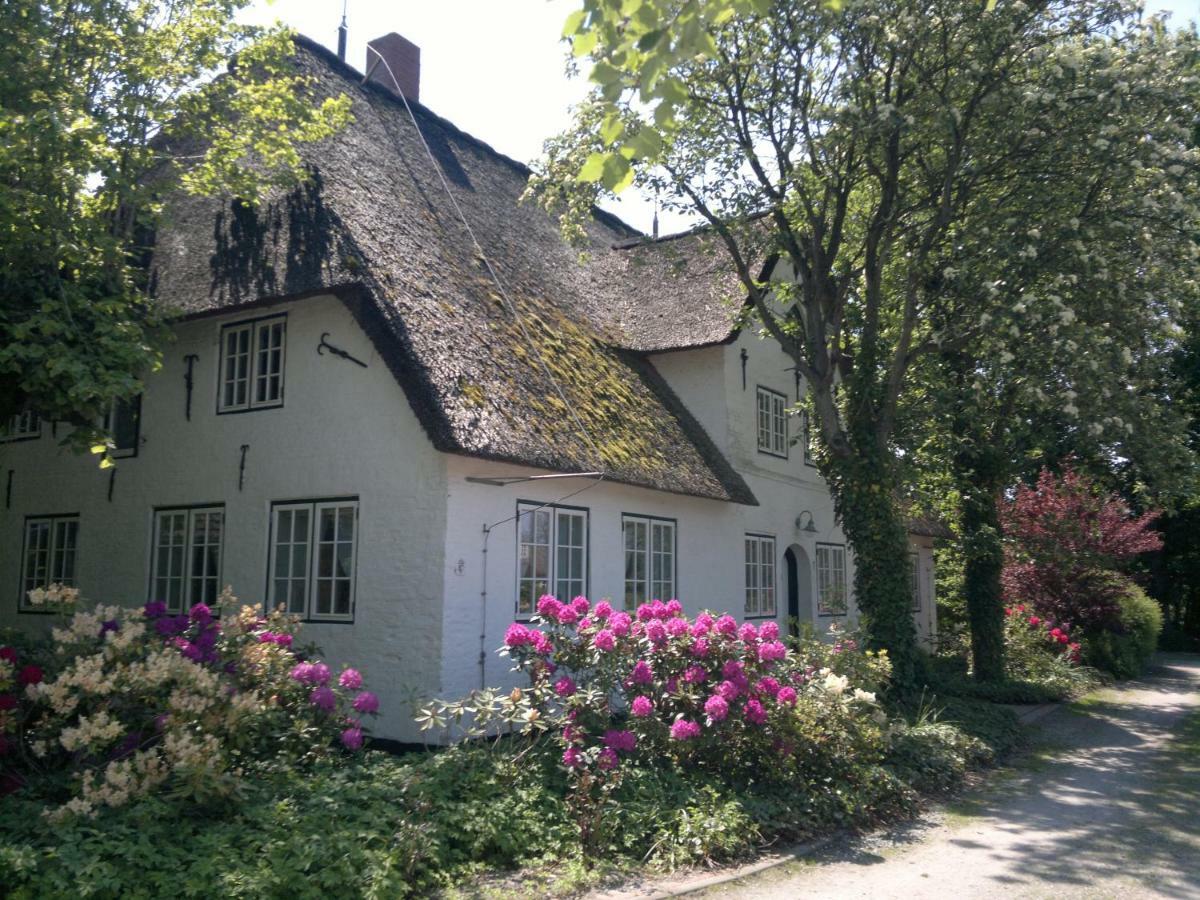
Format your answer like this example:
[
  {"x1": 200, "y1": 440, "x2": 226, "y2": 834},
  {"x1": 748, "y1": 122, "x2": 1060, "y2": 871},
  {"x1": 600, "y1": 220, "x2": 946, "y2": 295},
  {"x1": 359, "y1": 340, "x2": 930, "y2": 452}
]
[
  {"x1": 886, "y1": 720, "x2": 992, "y2": 794},
  {"x1": 1082, "y1": 582, "x2": 1163, "y2": 678}
]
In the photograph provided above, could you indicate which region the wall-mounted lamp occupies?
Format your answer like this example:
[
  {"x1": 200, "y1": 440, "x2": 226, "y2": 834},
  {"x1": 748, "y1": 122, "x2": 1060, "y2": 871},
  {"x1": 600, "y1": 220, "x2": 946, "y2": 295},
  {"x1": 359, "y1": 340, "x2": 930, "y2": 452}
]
[{"x1": 795, "y1": 510, "x2": 818, "y2": 533}]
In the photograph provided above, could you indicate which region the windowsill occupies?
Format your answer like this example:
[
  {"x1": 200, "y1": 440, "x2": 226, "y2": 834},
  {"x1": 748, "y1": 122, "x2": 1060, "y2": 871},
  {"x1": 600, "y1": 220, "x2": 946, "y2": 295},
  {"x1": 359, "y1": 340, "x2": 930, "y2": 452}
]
[
  {"x1": 0, "y1": 434, "x2": 41, "y2": 444},
  {"x1": 817, "y1": 612, "x2": 849, "y2": 618},
  {"x1": 756, "y1": 448, "x2": 788, "y2": 460},
  {"x1": 216, "y1": 402, "x2": 284, "y2": 416},
  {"x1": 16, "y1": 607, "x2": 59, "y2": 616},
  {"x1": 743, "y1": 613, "x2": 779, "y2": 620}
]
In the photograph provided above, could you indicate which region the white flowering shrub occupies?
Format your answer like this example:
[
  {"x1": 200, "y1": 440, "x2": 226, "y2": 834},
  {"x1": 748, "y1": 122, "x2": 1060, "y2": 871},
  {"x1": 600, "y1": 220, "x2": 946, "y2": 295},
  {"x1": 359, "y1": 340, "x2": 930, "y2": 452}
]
[{"x1": 14, "y1": 587, "x2": 379, "y2": 820}]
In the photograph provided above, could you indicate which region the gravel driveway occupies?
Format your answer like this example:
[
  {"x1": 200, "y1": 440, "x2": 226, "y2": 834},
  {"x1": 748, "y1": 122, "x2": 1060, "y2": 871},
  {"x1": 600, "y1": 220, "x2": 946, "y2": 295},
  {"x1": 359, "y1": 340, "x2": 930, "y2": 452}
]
[{"x1": 686, "y1": 654, "x2": 1200, "y2": 900}]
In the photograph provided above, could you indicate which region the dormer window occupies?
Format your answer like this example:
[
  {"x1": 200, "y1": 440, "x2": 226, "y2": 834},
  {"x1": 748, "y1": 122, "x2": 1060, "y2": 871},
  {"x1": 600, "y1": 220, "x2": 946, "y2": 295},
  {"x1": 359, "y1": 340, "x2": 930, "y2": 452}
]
[
  {"x1": 218, "y1": 315, "x2": 286, "y2": 413},
  {"x1": 756, "y1": 386, "x2": 787, "y2": 458}
]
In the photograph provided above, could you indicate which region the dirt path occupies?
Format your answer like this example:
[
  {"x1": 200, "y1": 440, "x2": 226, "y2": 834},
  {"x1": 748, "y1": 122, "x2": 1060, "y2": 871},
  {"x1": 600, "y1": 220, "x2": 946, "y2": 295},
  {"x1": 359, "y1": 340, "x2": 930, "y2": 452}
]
[{"x1": 684, "y1": 654, "x2": 1200, "y2": 900}]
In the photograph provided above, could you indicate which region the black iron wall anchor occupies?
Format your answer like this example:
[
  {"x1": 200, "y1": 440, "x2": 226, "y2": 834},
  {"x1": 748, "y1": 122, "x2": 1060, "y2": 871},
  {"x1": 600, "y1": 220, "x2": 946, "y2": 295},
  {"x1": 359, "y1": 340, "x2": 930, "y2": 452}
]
[
  {"x1": 238, "y1": 444, "x2": 249, "y2": 492},
  {"x1": 107, "y1": 468, "x2": 116, "y2": 502},
  {"x1": 740, "y1": 348, "x2": 749, "y2": 390},
  {"x1": 5, "y1": 470, "x2": 12, "y2": 509},
  {"x1": 318, "y1": 332, "x2": 368, "y2": 368},
  {"x1": 184, "y1": 354, "x2": 199, "y2": 421}
]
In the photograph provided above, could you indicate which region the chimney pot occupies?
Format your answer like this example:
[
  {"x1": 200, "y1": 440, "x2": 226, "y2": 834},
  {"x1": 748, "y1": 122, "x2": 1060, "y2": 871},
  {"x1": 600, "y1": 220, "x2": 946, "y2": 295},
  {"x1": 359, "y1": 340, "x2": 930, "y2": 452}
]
[{"x1": 367, "y1": 33, "x2": 420, "y2": 103}]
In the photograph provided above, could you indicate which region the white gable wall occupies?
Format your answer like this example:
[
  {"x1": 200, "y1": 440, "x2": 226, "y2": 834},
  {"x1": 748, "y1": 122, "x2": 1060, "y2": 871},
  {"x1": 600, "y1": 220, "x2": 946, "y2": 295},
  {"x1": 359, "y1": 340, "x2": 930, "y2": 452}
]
[{"x1": 0, "y1": 294, "x2": 447, "y2": 742}]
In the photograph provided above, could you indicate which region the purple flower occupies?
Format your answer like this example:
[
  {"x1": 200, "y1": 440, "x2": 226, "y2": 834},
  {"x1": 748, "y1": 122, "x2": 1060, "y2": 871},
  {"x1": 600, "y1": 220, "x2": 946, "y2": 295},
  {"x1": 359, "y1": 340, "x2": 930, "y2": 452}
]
[
  {"x1": 631, "y1": 695, "x2": 654, "y2": 717},
  {"x1": 684, "y1": 664, "x2": 708, "y2": 684},
  {"x1": 593, "y1": 601, "x2": 613, "y2": 620},
  {"x1": 554, "y1": 676, "x2": 577, "y2": 697},
  {"x1": 610, "y1": 612, "x2": 633, "y2": 636},
  {"x1": 562, "y1": 746, "x2": 584, "y2": 769},
  {"x1": 99, "y1": 619, "x2": 120, "y2": 635},
  {"x1": 776, "y1": 686, "x2": 798, "y2": 706},
  {"x1": 341, "y1": 726, "x2": 364, "y2": 751},
  {"x1": 177, "y1": 640, "x2": 203, "y2": 663},
  {"x1": 339, "y1": 668, "x2": 363, "y2": 690},
  {"x1": 744, "y1": 698, "x2": 768, "y2": 725},
  {"x1": 722, "y1": 660, "x2": 745, "y2": 680},
  {"x1": 352, "y1": 691, "x2": 379, "y2": 714},
  {"x1": 604, "y1": 729, "x2": 637, "y2": 753},
  {"x1": 155, "y1": 616, "x2": 185, "y2": 637},
  {"x1": 310, "y1": 686, "x2": 336, "y2": 711},
  {"x1": 716, "y1": 679, "x2": 740, "y2": 701},
  {"x1": 669, "y1": 719, "x2": 701, "y2": 741},
  {"x1": 597, "y1": 747, "x2": 619, "y2": 770},
  {"x1": 757, "y1": 641, "x2": 787, "y2": 663},
  {"x1": 594, "y1": 629, "x2": 616, "y2": 652},
  {"x1": 189, "y1": 603, "x2": 213, "y2": 623},
  {"x1": 759, "y1": 621, "x2": 780, "y2": 640},
  {"x1": 629, "y1": 660, "x2": 653, "y2": 685},
  {"x1": 143, "y1": 601, "x2": 167, "y2": 618},
  {"x1": 704, "y1": 694, "x2": 730, "y2": 722},
  {"x1": 756, "y1": 677, "x2": 781, "y2": 699}
]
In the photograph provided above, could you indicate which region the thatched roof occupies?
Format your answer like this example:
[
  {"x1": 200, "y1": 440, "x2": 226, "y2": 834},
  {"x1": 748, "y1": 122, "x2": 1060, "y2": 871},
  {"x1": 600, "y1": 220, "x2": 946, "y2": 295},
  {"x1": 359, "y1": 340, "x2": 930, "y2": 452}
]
[{"x1": 150, "y1": 37, "x2": 755, "y2": 505}]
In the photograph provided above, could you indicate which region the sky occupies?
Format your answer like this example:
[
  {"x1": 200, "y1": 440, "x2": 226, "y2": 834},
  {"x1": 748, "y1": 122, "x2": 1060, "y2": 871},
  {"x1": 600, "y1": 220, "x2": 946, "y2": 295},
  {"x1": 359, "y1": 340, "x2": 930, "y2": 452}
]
[{"x1": 242, "y1": 0, "x2": 1200, "y2": 238}]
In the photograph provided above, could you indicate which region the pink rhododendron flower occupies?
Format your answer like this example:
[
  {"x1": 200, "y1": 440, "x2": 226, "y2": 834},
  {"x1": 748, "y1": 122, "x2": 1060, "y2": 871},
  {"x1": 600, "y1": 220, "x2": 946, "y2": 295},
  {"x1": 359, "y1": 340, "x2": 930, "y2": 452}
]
[
  {"x1": 352, "y1": 691, "x2": 379, "y2": 714},
  {"x1": 0, "y1": 695, "x2": 17, "y2": 712},
  {"x1": 597, "y1": 747, "x2": 619, "y2": 770},
  {"x1": 579, "y1": 617, "x2": 593, "y2": 630},
  {"x1": 758, "y1": 641, "x2": 787, "y2": 663},
  {"x1": 739, "y1": 622, "x2": 759, "y2": 643},
  {"x1": 776, "y1": 686, "x2": 798, "y2": 706},
  {"x1": 759, "y1": 621, "x2": 780, "y2": 640},
  {"x1": 571, "y1": 596, "x2": 590, "y2": 616},
  {"x1": 189, "y1": 602, "x2": 212, "y2": 623},
  {"x1": 610, "y1": 611, "x2": 632, "y2": 635},
  {"x1": 715, "y1": 615, "x2": 738, "y2": 636},
  {"x1": 594, "y1": 629, "x2": 616, "y2": 652},
  {"x1": 665, "y1": 599, "x2": 683, "y2": 617},
  {"x1": 722, "y1": 660, "x2": 744, "y2": 679},
  {"x1": 684, "y1": 664, "x2": 708, "y2": 684},
  {"x1": 646, "y1": 620, "x2": 667, "y2": 643},
  {"x1": 531, "y1": 631, "x2": 553, "y2": 655},
  {"x1": 1057, "y1": 633, "x2": 1070, "y2": 644},
  {"x1": 17, "y1": 665, "x2": 43, "y2": 686},
  {"x1": 341, "y1": 725, "x2": 364, "y2": 750},
  {"x1": 1050, "y1": 627, "x2": 1063, "y2": 638},
  {"x1": 670, "y1": 719, "x2": 701, "y2": 741},
  {"x1": 756, "y1": 677, "x2": 780, "y2": 698},
  {"x1": 691, "y1": 613, "x2": 714, "y2": 635},
  {"x1": 666, "y1": 677, "x2": 680, "y2": 693},
  {"x1": 666, "y1": 617, "x2": 689, "y2": 638},
  {"x1": 562, "y1": 746, "x2": 584, "y2": 768},
  {"x1": 537, "y1": 595, "x2": 562, "y2": 618},
  {"x1": 744, "y1": 698, "x2": 768, "y2": 725},
  {"x1": 704, "y1": 694, "x2": 729, "y2": 722},
  {"x1": 290, "y1": 662, "x2": 332, "y2": 686},
  {"x1": 504, "y1": 623, "x2": 533, "y2": 648},
  {"x1": 716, "y1": 680, "x2": 740, "y2": 701},
  {"x1": 310, "y1": 686, "x2": 336, "y2": 711},
  {"x1": 631, "y1": 621, "x2": 645, "y2": 637},
  {"x1": 631, "y1": 695, "x2": 654, "y2": 717},
  {"x1": 558, "y1": 606, "x2": 579, "y2": 625},
  {"x1": 339, "y1": 668, "x2": 363, "y2": 690},
  {"x1": 554, "y1": 676, "x2": 577, "y2": 697},
  {"x1": 691, "y1": 638, "x2": 710, "y2": 658},
  {"x1": 604, "y1": 729, "x2": 637, "y2": 752},
  {"x1": 630, "y1": 660, "x2": 653, "y2": 684},
  {"x1": 1029, "y1": 616, "x2": 1041, "y2": 626},
  {"x1": 593, "y1": 600, "x2": 613, "y2": 619}
]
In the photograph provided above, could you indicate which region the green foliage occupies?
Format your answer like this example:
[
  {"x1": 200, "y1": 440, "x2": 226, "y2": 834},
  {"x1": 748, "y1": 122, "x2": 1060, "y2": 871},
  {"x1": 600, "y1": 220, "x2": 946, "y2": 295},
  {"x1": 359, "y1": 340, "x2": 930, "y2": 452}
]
[
  {"x1": 886, "y1": 720, "x2": 993, "y2": 794},
  {"x1": 0, "y1": 0, "x2": 350, "y2": 452},
  {"x1": 924, "y1": 697, "x2": 1025, "y2": 760},
  {"x1": 1082, "y1": 583, "x2": 1163, "y2": 678}
]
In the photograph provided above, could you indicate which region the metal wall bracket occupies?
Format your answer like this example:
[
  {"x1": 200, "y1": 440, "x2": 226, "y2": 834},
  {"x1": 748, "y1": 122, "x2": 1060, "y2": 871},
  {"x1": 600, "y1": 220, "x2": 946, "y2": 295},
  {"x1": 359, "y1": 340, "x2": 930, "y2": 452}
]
[{"x1": 318, "y1": 332, "x2": 368, "y2": 368}]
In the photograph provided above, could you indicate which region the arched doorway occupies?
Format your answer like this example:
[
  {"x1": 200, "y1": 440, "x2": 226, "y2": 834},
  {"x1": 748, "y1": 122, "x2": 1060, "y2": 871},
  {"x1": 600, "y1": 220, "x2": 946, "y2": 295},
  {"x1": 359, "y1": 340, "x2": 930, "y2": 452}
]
[{"x1": 785, "y1": 545, "x2": 813, "y2": 639}]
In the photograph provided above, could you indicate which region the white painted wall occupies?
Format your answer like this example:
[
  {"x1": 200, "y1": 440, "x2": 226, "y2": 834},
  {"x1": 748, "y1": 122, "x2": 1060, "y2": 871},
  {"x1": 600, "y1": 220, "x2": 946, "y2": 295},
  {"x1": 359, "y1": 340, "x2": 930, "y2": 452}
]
[{"x1": 0, "y1": 294, "x2": 447, "y2": 741}]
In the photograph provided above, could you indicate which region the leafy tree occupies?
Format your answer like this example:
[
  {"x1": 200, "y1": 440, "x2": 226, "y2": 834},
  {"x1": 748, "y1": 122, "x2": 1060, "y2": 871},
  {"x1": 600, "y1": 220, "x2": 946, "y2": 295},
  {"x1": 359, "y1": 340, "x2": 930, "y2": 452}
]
[
  {"x1": 0, "y1": 0, "x2": 351, "y2": 458},
  {"x1": 531, "y1": 0, "x2": 1198, "y2": 688}
]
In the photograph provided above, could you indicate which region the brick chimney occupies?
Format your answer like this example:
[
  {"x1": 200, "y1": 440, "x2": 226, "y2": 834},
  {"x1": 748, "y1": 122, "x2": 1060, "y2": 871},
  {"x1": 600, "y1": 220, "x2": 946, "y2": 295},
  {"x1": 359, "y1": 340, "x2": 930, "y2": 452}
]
[{"x1": 366, "y1": 33, "x2": 420, "y2": 104}]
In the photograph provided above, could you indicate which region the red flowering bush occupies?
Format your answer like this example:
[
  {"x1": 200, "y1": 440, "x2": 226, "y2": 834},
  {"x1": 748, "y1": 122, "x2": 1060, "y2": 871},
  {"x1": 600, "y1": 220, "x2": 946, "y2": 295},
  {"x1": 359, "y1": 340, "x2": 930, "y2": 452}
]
[
  {"x1": 418, "y1": 595, "x2": 895, "y2": 851},
  {"x1": 1002, "y1": 465, "x2": 1162, "y2": 631},
  {"x1": 9, "y1": 585, "x2": 379, "y2": 820}
]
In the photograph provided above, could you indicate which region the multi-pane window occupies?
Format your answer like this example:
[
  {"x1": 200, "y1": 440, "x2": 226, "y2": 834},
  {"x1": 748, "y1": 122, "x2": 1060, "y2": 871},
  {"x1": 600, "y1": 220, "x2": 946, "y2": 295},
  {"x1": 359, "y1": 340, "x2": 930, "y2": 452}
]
[
  {"x1": 622, "y1": 515, "x2": 675, "y2": 610},
  {"x1": 744, "y1": 534, "x2": 777, "y2": 617},
  {"x1": 149, "y1": 507, "x2": 224, "y2": 613},
  {"x1": 103, "y1": 396, "x2": 141, "y2": 458},
  {"x1": 816, "y1": 543, "x2": 849, "y2": 616},
  {"x1": 269, "y1": 499, "x2": 358, "y2": 621},
  {"x1": 516, "y1": 504, "x2": 589, "y2": 616},
  {"x1": 756, "y1": 387, "x2": 788, "y2": 457},
  {"x1": 910, "y1": 551, "x2": 922, "y2": 612},
  {"x1": 21, "y1": 515, "x2": 79, "y2": 608},
  {"x1": 2, "y1": 410, "x2": 40, "y2": 442},
  {"x1": 218, "y1": 316, "x2": 286, "y2": 412}
]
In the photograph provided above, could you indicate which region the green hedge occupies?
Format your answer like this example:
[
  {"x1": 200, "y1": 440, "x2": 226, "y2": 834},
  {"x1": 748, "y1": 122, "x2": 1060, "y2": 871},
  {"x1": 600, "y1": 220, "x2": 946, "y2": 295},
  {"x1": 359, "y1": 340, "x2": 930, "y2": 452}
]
[{"x1": 1083, "y1": 582, "x2": 1162, "y2": 679}]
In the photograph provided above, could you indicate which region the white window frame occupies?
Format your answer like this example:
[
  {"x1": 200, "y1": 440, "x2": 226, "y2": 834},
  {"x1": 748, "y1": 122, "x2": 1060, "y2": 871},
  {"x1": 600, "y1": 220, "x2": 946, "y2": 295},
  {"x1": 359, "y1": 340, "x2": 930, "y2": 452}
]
[
  {"x1": 148, "y1": 506, "x2": 225, "y2": 613},
  {"x1": 744, "y1": 533, "x2": 777, "y2": 617},
  {"x1": 622, "y1": 514, "x2": 676, "y2": 610},
  {"x1": 515, "y1": 503, "x2": 589, "y2": 617},
  {"x1": 2, "y1": 410, "x2": 41, "y2": 442},
  {"x1": 756, "y1": 386, "x2": 788, "y2": 458},
  {"x1": 103, "y1": 395, "x2": 142, "y2": 458},
  {"x1": 816, "y1": 543, "x2": 849, "y2": 616},
  {"x1": 268, "y1": 498, "x2": 359, "y2": 622},
  {"x1": 217, "y1": 315, "x2": 287, "y2": 413},
  {"x1": 20, "y1": 515, "x2": 79, "y2": 609},
  {"x1": 910, "y1": 550, "x2": 922, "y2": 612}
]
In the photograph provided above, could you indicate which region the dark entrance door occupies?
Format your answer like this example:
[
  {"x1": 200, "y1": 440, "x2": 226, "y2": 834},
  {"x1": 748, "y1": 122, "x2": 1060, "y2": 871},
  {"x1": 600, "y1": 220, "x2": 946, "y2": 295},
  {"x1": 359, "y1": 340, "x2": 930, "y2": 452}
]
[{"x1": 785, "y1": 547, "x2": 799, "y2": 638}]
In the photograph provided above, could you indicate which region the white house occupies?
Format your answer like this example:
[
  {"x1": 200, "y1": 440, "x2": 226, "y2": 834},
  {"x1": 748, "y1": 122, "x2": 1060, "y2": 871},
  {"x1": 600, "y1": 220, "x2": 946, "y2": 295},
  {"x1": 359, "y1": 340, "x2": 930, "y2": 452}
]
[{"x1": 0, "y1": 34, "x2": 941, "y2": 742}]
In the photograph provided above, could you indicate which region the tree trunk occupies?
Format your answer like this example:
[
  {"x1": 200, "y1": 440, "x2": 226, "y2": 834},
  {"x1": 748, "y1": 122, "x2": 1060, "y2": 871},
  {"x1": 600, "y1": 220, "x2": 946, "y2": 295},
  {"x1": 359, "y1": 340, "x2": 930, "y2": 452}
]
[
  {"x1": 959, "y1": 476, "x2": 1007, "y2": 682},
  {"x1": 825, "y1": 435, "x2": 921, "y2": 692}
]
